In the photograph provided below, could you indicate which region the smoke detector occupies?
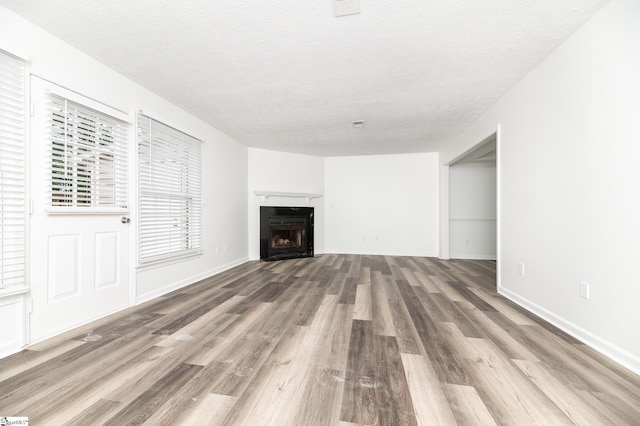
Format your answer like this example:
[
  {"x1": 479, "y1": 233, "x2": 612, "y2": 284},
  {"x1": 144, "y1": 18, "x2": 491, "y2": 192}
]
[{"x1": 334, "y1": 0, "x2": 361, "y2": 17}]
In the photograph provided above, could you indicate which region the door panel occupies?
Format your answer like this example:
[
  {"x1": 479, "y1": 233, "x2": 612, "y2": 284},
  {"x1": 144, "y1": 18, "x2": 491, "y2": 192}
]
[
  {"x1": 47, "y1": 234, "x2": 80, "y2": 301},
  {"x1": 95, "y1": 231, "x2": 119, "y2": 289}
]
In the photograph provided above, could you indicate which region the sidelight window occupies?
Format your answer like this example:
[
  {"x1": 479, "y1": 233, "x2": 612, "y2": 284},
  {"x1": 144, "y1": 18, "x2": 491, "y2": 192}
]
[{"x1": 0, "y1": 50, "x2": 25, "y2": 289}]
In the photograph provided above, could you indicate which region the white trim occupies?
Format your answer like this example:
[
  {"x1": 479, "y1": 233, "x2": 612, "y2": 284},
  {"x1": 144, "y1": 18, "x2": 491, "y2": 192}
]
[
  {"x1": 439, "y1": 164, "x2": 450, "y2": 260},
  {"x1": 137, "y1": 110, "x2": 202, "y2": 142},
  {"x1": 0, "y1": 285, "x2": 29, "y2": 298},
  {"x1": 495, "y1": 124, "x2": 502, "y2": 291},
  {"x1": 253, "y1": 190, "x2": 323, "y2": 203},
  {"x1": 449, "y1": 218, "x2": 496, "y2": 222},
  {"x1": 450, "y1": 254, "x2": 497, "y2": 260},
  {"x1": 23, "y1": 60, "x2": 32, "y2": 347},
  {"x1": 32, "y1": 75, "x2": 130, "y2": 123},
  {"x1": 322, "y1": 249, "x2": 439, "y2": 257},
  {"x1": 499, "y1": 287, "x2": 640, "y2": 376},
  {"x1": 128, "y1": 113, "x2": 138, "y2": 307},
  {"x1": 0, "y1": 46, "x2": 28, "y2": 62},
  {"x1": 45, "y1": 207, "x2": 129, "y2": 215}
]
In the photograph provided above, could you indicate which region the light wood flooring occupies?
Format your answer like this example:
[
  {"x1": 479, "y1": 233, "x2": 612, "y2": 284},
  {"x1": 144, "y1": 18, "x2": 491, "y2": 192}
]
[{"x1": 1, "y1": 254, "x2": 639, "y2": 425}]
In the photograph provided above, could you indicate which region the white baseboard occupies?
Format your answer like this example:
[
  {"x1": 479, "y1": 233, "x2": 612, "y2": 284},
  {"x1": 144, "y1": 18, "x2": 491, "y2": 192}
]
[
  {"x1": 135, "y1": 257, "x2": 249, "y2": 305},
  {"x1": 499, "y1": 287, "x2": 640, "y2": 376},
  {"x1": 450, "y1": 254, "x2": 497, "y2": 260},
  {"x1": 322, "y1": 249, "x2": 439, "y2": 257}
]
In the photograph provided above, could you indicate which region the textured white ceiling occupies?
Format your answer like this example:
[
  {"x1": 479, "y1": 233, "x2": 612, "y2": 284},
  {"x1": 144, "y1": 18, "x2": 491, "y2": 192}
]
[{"x1": 1, "y1": 0, "x2": 608, "y2": 156}]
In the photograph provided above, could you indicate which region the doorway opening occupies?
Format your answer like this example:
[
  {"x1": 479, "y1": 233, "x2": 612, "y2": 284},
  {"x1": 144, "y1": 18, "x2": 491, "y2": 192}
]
[{"x1": 442, "y1": 131, "x2": 499, "y2": 289}]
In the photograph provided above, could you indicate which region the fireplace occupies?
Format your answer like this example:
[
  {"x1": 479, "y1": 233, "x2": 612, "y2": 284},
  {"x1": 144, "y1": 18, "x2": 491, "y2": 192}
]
[{"x1": 260, "y1": 206, "x2": 314, "y2": 261}]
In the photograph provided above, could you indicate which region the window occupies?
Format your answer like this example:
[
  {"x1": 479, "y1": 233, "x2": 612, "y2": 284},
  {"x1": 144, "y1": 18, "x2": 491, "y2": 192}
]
[
  {"x1": 47, "y1": 92, "x2": 128, "y2": 212},
  {"x1": 137, "y1": 113, "x2": 202, "y2": 264},
  {"x1": 0, "y1": 51, "x2": 25, "y2": 289}
]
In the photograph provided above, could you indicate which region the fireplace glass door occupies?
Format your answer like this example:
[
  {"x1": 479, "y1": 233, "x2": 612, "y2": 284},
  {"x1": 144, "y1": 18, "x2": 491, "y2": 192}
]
[
  {"x1": 260, "y1": 207, "x2": 314, "y2": 261},
  {"x1": 269, "y1": 218, "x2": 306, "y2": 251}
]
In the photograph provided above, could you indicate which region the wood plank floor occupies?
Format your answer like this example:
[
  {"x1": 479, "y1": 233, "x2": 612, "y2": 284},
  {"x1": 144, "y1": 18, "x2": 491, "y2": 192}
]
[{"x1": 1, "y1": 254, "x2": 639, "y2": 425}]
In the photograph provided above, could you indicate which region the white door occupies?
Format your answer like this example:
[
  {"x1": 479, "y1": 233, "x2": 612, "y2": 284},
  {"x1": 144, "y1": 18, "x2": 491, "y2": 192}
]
[{"x1": 29, "y1": 77, "x2": 131, "y2": 342}]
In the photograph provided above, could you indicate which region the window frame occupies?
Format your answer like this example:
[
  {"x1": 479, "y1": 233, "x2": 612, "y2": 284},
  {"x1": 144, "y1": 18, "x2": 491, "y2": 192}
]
[
  {"x1": 45, "y1": 87, "x2": 129, "y2": 214},
  {"x1": 136, "y1": 113, "x2": 202, "y2": 265},
  {"x1": 0, "y1": 50, "x2": 26, "y2": 290}
]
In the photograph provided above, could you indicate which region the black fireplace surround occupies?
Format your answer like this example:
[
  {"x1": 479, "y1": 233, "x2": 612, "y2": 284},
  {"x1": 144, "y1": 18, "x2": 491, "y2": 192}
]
[{"x1": 260, "y1": 206, "x2": 314, "y2": 261}]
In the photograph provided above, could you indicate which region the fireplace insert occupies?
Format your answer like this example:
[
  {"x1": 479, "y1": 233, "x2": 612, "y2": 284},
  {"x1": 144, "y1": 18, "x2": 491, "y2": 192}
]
[{"x1": 260, "y1": 206, "x2": 314, "y2": 261}]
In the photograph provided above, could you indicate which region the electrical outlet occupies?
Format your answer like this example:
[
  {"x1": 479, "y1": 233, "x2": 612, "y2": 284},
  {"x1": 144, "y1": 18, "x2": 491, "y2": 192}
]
[
  {"x1": 579, "y1": 281, "x2": 590, "y2": 300},
  {"x1": 519, "y1": 263, "x2": 525, "y2": 276}
]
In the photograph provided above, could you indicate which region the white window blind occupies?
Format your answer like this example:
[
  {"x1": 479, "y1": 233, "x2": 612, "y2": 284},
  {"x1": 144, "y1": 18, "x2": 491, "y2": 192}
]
[
  {"x1": 137, "y1": 113, "x2": 202, "y2": 264},
  {"x1": 47, "y1": 93, "x2": 128, "y2": 212},
  {"x1": 0, "y1": 51, "x2": 25, "y2": 289}
]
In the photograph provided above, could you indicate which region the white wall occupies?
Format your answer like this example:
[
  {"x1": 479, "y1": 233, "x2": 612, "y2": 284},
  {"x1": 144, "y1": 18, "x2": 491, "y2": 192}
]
[
  {"x1": 441, "y1": 0, "x2": 640, "y2": 373},
  {"x1": 0, "y1": 294, "x2": 26, "y2": 358},
  {"x1": 325, "y1": 153, "x2": 439, "y2": 256},
  {"x1": 248, "y1": 148, "x2": 325, "y2": 260},
  {"x1": 1, "y1": 6, "x2": 248, "y2": 308},
  {"x1": 449, "y1": 162, "x2": 496, "y2": 259}
]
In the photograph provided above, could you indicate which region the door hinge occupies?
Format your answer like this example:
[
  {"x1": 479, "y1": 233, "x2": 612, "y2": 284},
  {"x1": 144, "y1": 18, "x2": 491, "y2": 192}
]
[
  {"x1": 28, "y1": 297, "x2": 33, "y2": 314},
  {"x1": 29, "y1": 198, "x2": 34, "y2": 215},
  {"x1": 29, "y1": 98, "x2": 35, "y2": 117}
]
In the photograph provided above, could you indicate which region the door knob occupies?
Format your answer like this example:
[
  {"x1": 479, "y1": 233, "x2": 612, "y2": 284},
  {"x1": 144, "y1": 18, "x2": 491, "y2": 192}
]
[{"x1": 121, "y1": 217, "x2": 131, "y2": 224}]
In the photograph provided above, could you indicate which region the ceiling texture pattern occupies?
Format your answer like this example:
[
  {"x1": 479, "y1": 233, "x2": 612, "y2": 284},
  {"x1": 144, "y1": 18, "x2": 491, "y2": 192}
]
[{"x1": 1, "y1": 0, "x2": 608, "y2": 156}]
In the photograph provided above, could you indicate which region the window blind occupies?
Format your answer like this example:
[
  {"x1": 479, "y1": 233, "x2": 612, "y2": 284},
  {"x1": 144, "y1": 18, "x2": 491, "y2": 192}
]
[
  {"x1": 137, "y1": 113, "x2": 202, "y2": 264},
  {"x1": 0, "y1": 51, "x2": 25, "y2": 289},
  {"x1": 46, "y1": 93, "x2": 128, "y2": 212}
]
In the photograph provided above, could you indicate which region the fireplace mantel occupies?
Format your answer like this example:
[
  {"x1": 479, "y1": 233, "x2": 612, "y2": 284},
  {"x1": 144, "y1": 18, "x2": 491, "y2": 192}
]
[{"x1": 253, "y1": 190, "x2": 322, "y2": 203}]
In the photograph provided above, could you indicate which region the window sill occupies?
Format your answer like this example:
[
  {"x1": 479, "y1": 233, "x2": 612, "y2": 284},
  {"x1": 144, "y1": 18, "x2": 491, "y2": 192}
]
[
  {"x1": 46, "y1": 207, "x2": 129, "y2": 215},
  {"x1": 0, "y1": 286, "x2": 29, "y2": 299}
]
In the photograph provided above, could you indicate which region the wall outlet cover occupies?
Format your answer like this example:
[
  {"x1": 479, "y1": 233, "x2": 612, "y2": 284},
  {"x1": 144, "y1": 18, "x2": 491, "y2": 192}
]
[{"x1": 579, "y1": 281, "x2": 590, "y2": 300}]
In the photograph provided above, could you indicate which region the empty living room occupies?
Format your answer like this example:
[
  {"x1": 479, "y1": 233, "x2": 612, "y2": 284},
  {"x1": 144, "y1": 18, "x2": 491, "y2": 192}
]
[{"x1": 0, "y1": 0, "x2": 639, "y2": 424}]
